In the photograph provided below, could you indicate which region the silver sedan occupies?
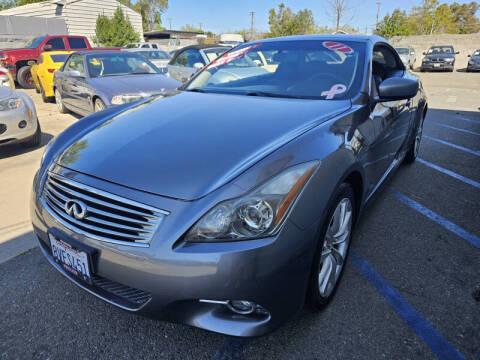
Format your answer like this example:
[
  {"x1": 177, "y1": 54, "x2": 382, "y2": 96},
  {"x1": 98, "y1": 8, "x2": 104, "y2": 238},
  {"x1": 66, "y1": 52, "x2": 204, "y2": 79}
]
[{"x1": 0, "y1": 86, "x2": 41, "y2": 147}]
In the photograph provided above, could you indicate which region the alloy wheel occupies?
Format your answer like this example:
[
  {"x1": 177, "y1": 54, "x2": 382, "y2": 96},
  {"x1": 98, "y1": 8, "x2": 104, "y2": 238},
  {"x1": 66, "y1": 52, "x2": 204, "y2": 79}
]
[
  {"x1": 55, "y1": 90, "x2": 63, "y2": 111},
  {"x1": 413, "y1": 122, "x2": 423, "y2": 158},
  {"x1": 95, "y1": 99, "x2": 105, "y2": 112},
  {"x1": 318, "y1": 198, "x2": 353, "y2": 298}
]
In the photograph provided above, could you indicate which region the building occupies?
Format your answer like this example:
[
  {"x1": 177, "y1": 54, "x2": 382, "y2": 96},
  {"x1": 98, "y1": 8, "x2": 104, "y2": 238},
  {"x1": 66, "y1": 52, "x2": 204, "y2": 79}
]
[
  {"x1": 143, "y1": 29, "x2": 206, "y2": 49},
  {"x1": 0, "y1": 0, "x2": 143, "y2": 44}
]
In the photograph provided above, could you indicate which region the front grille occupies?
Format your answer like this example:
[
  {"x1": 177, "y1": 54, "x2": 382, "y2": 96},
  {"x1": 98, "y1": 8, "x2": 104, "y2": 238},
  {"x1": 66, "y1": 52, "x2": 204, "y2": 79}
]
[
  {"x1": 0, "y1": 123, "x2": 6, "y2": 135},
  {"x1": 41, "y1": 172, "x2": 168, "y2": 247},
  {"x1": 92, "y1": 275, "x2": 152, "y2": 306}
]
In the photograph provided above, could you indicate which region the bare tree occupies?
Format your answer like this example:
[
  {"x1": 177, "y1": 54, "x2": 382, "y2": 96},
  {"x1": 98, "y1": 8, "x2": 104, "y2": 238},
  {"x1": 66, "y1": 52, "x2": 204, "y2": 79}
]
[{"x1": 327, "y1": 0, "x2": 352, "y2": 32}]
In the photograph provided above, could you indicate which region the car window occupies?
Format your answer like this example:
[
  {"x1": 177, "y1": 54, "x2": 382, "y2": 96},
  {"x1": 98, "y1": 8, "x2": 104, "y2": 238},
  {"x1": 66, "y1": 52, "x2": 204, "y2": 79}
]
[
  {"x1": 68, "y1": 37, "x2": 88, "y2": 49},
  {"x1": 50, "y1": 54, "x2": 71, "y2": 63},
  {"x1": 152, "y1": 44, "x2": 158, "y2": 49},
  {"x1": 86, "y1": 53, "x2": 160, "y2": 77},
  {"x1": 173, "y1": 49, "x2": 204, "y2": 67},
  {"x1": 141, "y1": 44, "x2": 150, "y2": 48},
  {"x1": 428, "y1": 46, "x2": 454, "y2": 54},
  {"x1": 395, "y1": 48, "x2": 409, "y2": 55},
  {"x1": 66, "y1": 54, "x2": 85, "y2": 75},
  {"x1": 187, "y1": 40, "x2": 365, "y2": 100},
  {"x1": 25, "y1": 36, "x2": 46, "y2": 49},
  {"x1": 372, "y1": 45, "x2": 403, "y2": 90},
  {"x1": 473, "y1": 50, "x2": 480, "y2": 56},
  {"x1": 45, "y1": 38, "x2": 66, "y2": 50},
  {"x1": 203, "y1": 48, "x2": 229, "y2": 63}
]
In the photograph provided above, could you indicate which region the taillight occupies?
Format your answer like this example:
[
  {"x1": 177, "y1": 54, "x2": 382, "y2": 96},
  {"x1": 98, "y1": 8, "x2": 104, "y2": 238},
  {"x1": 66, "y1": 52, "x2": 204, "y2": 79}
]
[{"x1": 48, "y1": 69, "x2": 55, "y2": 73}]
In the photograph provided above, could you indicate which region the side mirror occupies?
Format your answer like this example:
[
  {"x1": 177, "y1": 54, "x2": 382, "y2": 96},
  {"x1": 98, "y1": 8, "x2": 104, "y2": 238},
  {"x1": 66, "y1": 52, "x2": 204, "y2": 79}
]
[
  {"x1": 42, "y1": 44, "x2": 53, "y2": 51},
  {"x1": 422, "y1": 51, "x2": 426, "y2": 55},
  {"x1": 193, "y1": 62, "x2": 204, "y2": 72},
  {"x1": 68, "y1": 70, "x2": 83, "y2": 78},
  {"x1": 455, "y1": 51, "x2": 460, "y2": 55},
  {"x1": 377, "y1": 77, "x2": 419, "y2": 102},
  {"x1": 468, "y1": 54, "x2": 471, "y2": 57}
]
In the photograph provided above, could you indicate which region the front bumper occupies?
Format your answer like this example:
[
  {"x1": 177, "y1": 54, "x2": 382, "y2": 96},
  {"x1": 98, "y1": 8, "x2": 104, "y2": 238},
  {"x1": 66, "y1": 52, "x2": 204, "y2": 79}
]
[
  {"x1": 31, "y1": 166, "x2": 317, "y2": 337},
  {"x1": 0, "y1": 102, "x2": 38, "y2": 145},
  {"x1": 467, "y1": 62, "x2": 480, "y2": 71},
  {"x1": 421, "y1": 62, "x2": 454, "y2": 71}
]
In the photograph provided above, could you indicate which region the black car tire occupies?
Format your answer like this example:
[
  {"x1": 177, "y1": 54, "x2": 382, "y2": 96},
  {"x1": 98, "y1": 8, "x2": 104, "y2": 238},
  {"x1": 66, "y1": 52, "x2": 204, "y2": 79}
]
[
  {"x1": 308, "y1": 183, "x2": 355, "y2": 310},
  {"x1": 17, "y1": 66, "x2": 35, "y2": 89},
  {"x1": 22, "y1": 123, "x2": 41, "y2": 148},
  {"x1": 404, "y1": 114, "x2": 425, "y2": 164},
  {"x1": 55, "y1": 88, "x2": 68, "y2": 114},
  {"x1": 34, "y1": 82, "x2": 40, "y2": 94}
]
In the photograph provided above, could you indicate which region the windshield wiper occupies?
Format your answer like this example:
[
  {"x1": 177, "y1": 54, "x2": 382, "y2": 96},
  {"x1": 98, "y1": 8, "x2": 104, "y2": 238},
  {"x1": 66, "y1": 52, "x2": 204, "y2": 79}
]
[
  {"x1": 245, "y1": 91, "x2": 305, "y2": 99},
  {"x1": 186, "y1": 88, "x2": 207, "y2": 93}
]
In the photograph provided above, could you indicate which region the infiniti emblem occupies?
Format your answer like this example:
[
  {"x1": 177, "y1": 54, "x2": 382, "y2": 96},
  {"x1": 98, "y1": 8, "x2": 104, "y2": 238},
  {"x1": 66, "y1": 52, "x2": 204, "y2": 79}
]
[{"x1": 64, "y1": 199, "x2": 88, "y2": 220}]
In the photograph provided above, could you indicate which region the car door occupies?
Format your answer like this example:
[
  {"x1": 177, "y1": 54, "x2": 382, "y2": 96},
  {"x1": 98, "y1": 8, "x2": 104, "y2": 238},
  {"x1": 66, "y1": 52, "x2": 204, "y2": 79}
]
[
  {"x1": 168, "y1": 49, "x2": 202, "y2": 82},
  {"x1": 57, "y1": 55, "x2": 75, "y2": 107},
  {"x1": 68, "y1": 54, "x2": 91, "y2": 113},
  {"x1": 364, "y1": 45, "x2": 414, "y2": 197},
  {"x1": 62, "y1": 54, "x2": 88, "y2": 111}
]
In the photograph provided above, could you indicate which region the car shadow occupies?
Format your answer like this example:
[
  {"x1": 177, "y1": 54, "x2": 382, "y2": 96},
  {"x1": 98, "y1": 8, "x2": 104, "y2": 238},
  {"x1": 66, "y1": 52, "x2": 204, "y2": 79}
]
[
  {"x1": 456, "y1": 68, "x2": 468, "y2": 73},
  {"x1": 0, "y1": 131, "x2": 53, "y2": 159}
]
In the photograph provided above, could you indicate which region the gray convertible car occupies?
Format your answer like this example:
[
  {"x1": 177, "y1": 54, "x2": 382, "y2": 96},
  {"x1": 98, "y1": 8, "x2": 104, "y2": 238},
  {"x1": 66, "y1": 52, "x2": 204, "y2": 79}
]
[
  {"x1": 53, "y1": 51, "x2": 180, "y2": 116},
  {"x1": 32, "y1": 35, "x2": 427, "y2": 337}
]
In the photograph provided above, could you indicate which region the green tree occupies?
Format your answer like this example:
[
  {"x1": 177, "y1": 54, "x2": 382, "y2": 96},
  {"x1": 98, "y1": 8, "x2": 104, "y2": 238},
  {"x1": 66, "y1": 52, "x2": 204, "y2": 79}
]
[
  {"x1": 17, "y1": 0, "x2": 45, "y2": 5},
  {"x1": 268, "y1": 3, "x2": 317, "y2": 37},
  {"x1": 0, "y1": 0, "x2": 16, "y2": 10},
  {"x1": 180, "y1": 24, "x2": 203, "y2": 33},
  {"x1": 94, "y1": 6, "x2": 139, "y2": 47},
  {"x1": 376, "y1": 9, "x2": 414, "y2": 37},
  {"x1": 450, "y1": 1, "x2": 480, "y2": 33}
]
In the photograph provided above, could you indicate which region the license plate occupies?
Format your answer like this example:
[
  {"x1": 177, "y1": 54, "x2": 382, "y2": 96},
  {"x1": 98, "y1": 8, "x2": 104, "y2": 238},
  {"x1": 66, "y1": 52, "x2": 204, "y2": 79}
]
[
  {"x1": 434, "y1": 63, "x2": 441, "y2": 68},
  {"x1": 49, "y1": 234, "x2": 91, "y2": 283}
]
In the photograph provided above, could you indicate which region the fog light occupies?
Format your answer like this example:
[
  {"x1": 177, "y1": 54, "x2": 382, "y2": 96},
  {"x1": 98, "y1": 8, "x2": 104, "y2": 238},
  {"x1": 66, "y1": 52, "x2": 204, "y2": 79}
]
[
  {"x1": 227, "y1": 300, "x2": 255, "y2": 314},
  {"x1": 18, "y1": 120, "x2": 27, "y2": 128}
]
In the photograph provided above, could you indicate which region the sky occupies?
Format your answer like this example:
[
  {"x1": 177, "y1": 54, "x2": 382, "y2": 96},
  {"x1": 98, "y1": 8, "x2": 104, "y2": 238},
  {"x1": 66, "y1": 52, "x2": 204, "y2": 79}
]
[{"x1": 160, "y1": 0, "x2": 477, "y2": 34}]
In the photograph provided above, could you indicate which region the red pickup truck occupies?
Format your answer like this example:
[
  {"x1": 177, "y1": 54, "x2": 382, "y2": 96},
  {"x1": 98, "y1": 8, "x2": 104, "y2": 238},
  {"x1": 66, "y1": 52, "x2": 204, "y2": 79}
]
[{"x1": 0, "y1": 35, "x2": 118, "y2": 89}]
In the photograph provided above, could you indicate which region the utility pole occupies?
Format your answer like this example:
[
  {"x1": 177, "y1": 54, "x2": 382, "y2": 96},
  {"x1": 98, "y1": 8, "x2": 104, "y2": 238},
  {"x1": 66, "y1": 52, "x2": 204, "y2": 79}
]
[
  {"x1": 168, "y1": 18, "x2": 172, "y2": 30},
  {"x1": 249, "y1": 11, "x2": 255, "y2": 41},
  {"x1": 376, "y1": 2, "x2": 381, "y2": 31}
]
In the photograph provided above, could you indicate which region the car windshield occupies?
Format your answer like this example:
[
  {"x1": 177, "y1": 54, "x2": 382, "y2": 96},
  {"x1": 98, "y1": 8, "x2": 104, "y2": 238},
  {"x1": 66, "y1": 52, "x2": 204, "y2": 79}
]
[
  {"x1": 203, "y1": 47, "x2": 230, "y2": 62},
  {"x1": 142, "y1": 50, "x2": 170, "y2": 60},
  {"x1": 395, "y1": 48, "x2": 409, "y2": 55},
  {"x1": 186, "y1": 40, "x2": 365, "y2": 100},
  {"x1": 428, "y1": 46, "x2": 454, "y2": 54},
  {"x1": 24, "y1": 36, "x2": 46, "y2": 49},
  {"x1": 86, "y1": 53, "x2": 160, "y2": 77},
  {"x1": 473, "y1": 50, "x2": 480, "y2": 56},
  {"x1": 50, "y1": 54, "x2": 70, "y2": 63}
]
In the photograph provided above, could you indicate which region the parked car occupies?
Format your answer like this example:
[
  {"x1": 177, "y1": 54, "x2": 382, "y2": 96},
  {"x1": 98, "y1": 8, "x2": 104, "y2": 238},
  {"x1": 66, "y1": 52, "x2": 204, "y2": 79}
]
[
  {"x1": 31, "y1": 51, "x2": 74, "y2": 102},
  {"x1": 0, "y1": 66, "x2": 15, "y2": 88},
  {"x1": 32, "y1": 35, "x2": 427, "y2": 337},
  {"x1": 122, "y1": 49, "x2": 171, "y2": 72},
  {"x1": 218, "y1": 33, "x2": 244, "y2": 47},
  {"x1": 0, "y1": 35, "x2": 94, "y2": 89},
  {"x1": 0, "y1": 86, "x2": 40, "y2": 147},
  {"x1": 167, "y1": 44, "x2": 230, "y2": 82},
  {"x1": 420, "y1": 45, "x2": 458, "y2": 72},
  {"x1": 394, "y1": 46, "x2": 416, "y2": 69},
  {"x1": 124, "y1": 42, "x2": 159, "y2": 50},
  {"x1": 53, "y1": 51, "x2": 180, "y2": 116},
  {"x1": 467, "y1": 49, "x2": 480, "y2": 72}
]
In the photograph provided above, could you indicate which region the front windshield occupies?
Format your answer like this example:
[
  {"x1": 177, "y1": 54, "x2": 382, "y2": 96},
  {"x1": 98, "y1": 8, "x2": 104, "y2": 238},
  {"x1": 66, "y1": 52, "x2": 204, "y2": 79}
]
[
  {"x1": 187, "y1": 40, "x2": 365, "y2": 100},
  {"x1": 395, "y1": 48, "x2": 409, "y2": 55},
  {"x1": 473, "y1": 50, "x2": 480, "y2": 56},
  {"x1": 86, "y1": 53, "x2": 160, "y2": 77},
  {"x1": 24, "y1": 36, "x2": 46, "y2": 49},
  {"x1": 203, "y1": 47, "x2": 230, "y2": 63},
  {"x1": 428, "y1": 46, "x2": 454, "y2": 54},
  {"x1": 143, "y1": 50, "x2": 170, "y2": 60}
]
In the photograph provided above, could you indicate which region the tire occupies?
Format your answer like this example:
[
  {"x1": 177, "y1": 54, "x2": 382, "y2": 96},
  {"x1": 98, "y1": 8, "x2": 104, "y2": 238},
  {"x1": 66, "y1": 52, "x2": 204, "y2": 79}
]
[
  {"x1": 404, "y1": 113, "x2": 424, "y2": 164},
  {"x1": 54, "y1": 88, "x2": 68, "y2": 114},
  {"x1": 17, "y1": 66, "x2": 35, "y2": 89},
  {"x1": 22, "y1": 123, "x2": 41, "y2": 148},
  {"x1": 94, "y1": 98, "x2": 106, "y2": 112},
  {"x1": 308, "y1": 183, "x2": 355, "y2": 310},
  {"x1": 40, "y1": 82, "x2": 50, "y2": 103},
  {"x1": 34, "y1": 82, "x2": 40, "y2": 94}
]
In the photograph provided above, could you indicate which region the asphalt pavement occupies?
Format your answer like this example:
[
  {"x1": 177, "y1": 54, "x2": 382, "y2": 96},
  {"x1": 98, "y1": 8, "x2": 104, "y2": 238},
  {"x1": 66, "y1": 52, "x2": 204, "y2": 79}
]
[{"x1": 1, "y1": 72, "x2": 479, "y2": 359}]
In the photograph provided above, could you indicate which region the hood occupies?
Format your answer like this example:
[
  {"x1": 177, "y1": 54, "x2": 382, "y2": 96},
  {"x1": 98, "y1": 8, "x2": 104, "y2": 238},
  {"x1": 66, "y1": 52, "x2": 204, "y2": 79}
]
[
  {"x1": 0, "y1": 48, "x2": 35, "y2": 54},
  {"x1": 88, "y1": 74, "x2": 180, "y2": 96},
  {"x1": 0, "y1": 86, "x2": 14, "y2": 99},
  {"x1": 58, "y1": 91, "x2": 350, "y2": 200},
  {"x1": 424, "y1": 53, "x2": 454, "y2": 59}
]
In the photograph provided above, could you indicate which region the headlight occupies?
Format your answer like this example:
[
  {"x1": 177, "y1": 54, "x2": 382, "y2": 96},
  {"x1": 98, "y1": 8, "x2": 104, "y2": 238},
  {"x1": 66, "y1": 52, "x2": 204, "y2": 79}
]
[
  {"x1": 444, "y1": 58, "x2": 454, "y2": 63},
  {"x1": 185, "y1": 161, "x2": 319, "y2": 242},
  {"x1": 0, "y1": 97, "x2": 22, "y2": 111},
  {"x1": 111, "y1": 94, "x2": 145, "y2": 105}
]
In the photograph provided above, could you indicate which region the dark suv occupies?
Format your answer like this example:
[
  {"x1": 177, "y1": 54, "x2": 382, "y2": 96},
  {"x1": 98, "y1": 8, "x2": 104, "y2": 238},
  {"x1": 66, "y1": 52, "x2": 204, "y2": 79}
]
[{"x1": 420, "y1": 45, "x2": 458, "y2": 72}]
